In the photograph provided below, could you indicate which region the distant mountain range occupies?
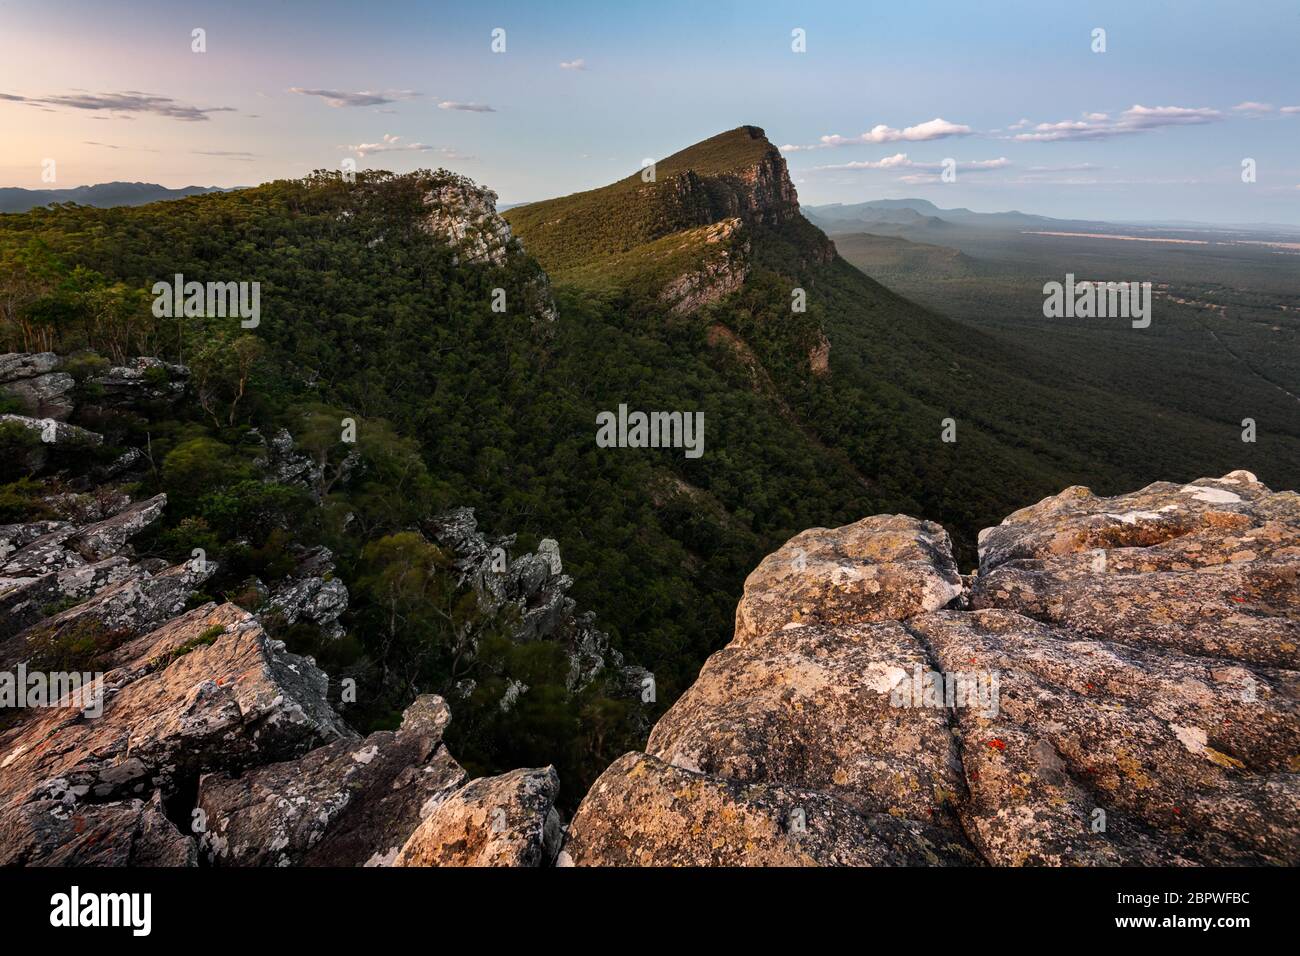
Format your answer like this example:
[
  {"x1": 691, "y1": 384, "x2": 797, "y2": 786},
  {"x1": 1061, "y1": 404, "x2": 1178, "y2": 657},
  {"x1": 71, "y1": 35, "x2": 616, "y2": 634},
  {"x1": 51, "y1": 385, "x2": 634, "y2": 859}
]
[
  {"x1": 0, "y1": 182, "x2": 229, "y2": 214},
  {"x1": 803, "y1": 198, "x2": 1096, "y2": 234},
  {"x1": 803, "y1": 198, "x2": 1300, "y2": 238}
]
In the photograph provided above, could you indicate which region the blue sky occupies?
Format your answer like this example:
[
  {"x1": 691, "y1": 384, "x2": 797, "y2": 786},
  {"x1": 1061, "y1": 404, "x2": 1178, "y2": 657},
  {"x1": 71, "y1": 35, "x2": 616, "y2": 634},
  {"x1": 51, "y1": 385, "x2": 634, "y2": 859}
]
[{"x1": 2, "y1": 0, "x2": 1298, "y2": 222}]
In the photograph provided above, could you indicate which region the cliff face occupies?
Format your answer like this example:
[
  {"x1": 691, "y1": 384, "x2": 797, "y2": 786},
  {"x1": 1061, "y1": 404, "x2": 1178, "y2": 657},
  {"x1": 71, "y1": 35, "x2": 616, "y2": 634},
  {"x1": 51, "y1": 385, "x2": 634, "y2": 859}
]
[
  {"x1": 563, "y1": 472, "x2": 1299, "y2": 866},
  {"x1": 665, "y1": 129, "x2": 802, "y2": 231}
]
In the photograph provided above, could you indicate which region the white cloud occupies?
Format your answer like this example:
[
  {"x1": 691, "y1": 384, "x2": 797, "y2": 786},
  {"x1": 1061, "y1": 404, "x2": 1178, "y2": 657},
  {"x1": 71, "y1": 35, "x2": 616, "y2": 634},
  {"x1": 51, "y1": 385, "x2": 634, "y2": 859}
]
[
  {"x1": 1233, "y1": 101, "x2": 1273, "y2": 113},
  {"x1": 815, "y1": 152, "x2": 912, "y2": 170},
  {"x1": 560, "y1": 59, "x2": 587, "y2": 71},
  {"x1": 1025, "y1": 162, "x2": 1103, "y2": 172},
  {"x1": 1011, "y1": 104, "x2": 1222, "y2": 141},
  {"x1": 438, "y1": 101, "x2": 495, "y2": 112},
  {"x1": 781, "y1": 117, "x2": 973, "y2": 152},
  {"x1": 342, "y1": 133, "x2": 466, "y2": 159},
  {"x1": 812, "y1": 153, "x2": 1008, "y2": 173},
  {"x1": 1280, "y1": 106, "x2": 1300, "y2": 114}
]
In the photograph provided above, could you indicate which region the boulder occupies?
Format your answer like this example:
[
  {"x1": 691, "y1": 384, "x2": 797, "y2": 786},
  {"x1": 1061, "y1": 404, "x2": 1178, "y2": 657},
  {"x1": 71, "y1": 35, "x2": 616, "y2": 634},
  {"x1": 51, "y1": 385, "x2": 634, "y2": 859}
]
[
  {"x1": 734, "y1": 514, "x2": 962, "y2": 642},
  {"x1": 647, "y1": 620, "x2": 966, "y2": 826},
  {"x1": 395, "y1": 766, "x2": 562, "y2": 867},
  {"x1": 0, "y1": 791, "x2": 196, "y2": 867},
  {"x1": 971, "y1": 471, "x2": 1299, "y2": 668},
  {"x1": 563, "y1": 473, "x2": 1299, "y2": 866}
]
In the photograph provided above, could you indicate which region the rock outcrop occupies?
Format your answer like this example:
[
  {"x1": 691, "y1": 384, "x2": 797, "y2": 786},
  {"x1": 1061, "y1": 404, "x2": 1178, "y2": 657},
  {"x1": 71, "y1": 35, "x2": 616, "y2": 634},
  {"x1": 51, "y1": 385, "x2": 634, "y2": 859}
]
[
  {"x1": 196, "y1": 695, "x2": 465, "y2": 867},
  {"x1": 395, "y1": 765, "x2": 562, "y2": 867},
  {"x1": 659, "y1": 218, "x2": 751, "y2": 314},
  {"x1": 0, "y1": 352, "x2": 75, "y2": 421},
  {"x1": 419, "y1": 171, "x2": 558, "y2": 322},
  {"x1": 425, "y1": 507, "x2": 648, "y2": 699},
  {"x1": 0, "y1": 603, "x2": 350, "y2": 865},
  {"x1": 564, "y1": 472, "x2": 1299, "y2": 866},
  {"x1": 88, "y1": 357, "x2": 189, "y2": 408}
]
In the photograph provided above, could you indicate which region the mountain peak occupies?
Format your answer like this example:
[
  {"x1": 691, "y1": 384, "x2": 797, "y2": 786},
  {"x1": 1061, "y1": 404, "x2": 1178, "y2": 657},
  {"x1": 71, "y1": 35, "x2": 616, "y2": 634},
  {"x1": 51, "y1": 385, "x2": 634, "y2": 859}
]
[
  {"x1": 505, "y1": 125, "x2": 831, "y2": 296},
  {"x1": 654, "y1": 125, "x2": 776, "y2": 179}
]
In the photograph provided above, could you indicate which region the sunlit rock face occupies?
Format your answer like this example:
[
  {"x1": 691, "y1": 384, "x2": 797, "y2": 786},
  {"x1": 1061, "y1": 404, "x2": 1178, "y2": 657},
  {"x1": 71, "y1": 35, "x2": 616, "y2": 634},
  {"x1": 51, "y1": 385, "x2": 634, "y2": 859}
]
[{"x1": 564, "y1": 472, "x2": 1300, "y2": 866}]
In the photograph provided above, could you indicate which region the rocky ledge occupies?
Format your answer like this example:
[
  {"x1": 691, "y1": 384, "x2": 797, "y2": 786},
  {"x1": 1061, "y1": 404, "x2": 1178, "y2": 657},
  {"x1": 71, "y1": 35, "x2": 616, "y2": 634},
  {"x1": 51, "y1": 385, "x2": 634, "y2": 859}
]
[{"x1": 564, "y1": 471, "x2": 1298, "y2": 866}]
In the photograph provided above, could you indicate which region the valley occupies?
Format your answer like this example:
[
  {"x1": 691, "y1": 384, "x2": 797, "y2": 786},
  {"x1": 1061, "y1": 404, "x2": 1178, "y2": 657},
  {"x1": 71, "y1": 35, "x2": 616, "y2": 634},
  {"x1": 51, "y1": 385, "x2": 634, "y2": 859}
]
[{"x1": 808, "y1": 199, "x2": 1300, "y2": 496}]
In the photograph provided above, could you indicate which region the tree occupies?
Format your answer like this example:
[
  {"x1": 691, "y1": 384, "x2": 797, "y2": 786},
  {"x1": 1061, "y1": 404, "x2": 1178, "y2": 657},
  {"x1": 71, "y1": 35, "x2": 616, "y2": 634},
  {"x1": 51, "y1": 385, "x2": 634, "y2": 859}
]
[{"x1": 191, "y1": 334, "x2": 266, "y2": 427}]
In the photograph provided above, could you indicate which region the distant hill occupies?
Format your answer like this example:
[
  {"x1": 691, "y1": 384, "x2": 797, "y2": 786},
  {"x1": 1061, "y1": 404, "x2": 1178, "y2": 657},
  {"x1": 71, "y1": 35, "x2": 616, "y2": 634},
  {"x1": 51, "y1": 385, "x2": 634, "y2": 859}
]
[
  {"x1": 803, "y1": 198, "x2": 1082, "y2": 234},
  {"x1": 0, "y1": 181, "x2": 229, "y2": 214}
]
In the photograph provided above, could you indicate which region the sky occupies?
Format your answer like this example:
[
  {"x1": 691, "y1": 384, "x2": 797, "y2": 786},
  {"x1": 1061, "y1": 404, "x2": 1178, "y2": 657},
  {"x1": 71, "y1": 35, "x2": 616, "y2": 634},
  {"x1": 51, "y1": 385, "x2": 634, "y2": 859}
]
[{"x1": 2, "y1": 0, "x2": 1299, "y2": 223}]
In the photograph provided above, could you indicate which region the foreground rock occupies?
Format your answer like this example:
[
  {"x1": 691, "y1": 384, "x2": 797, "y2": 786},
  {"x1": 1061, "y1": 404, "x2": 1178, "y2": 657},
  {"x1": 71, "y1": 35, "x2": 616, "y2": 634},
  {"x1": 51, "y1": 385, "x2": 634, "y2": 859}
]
[
  {"x1": 733, "y1": 514, "x2": 962, "y2": 642},
  {"x1": 647, "y1": 620, "x2": 966, "y2": 827},
  {"x1": 563, "y1": 753, "x2": 977, "y2": 867},
  {"x1": 197, "y1": 695, "x2": 465, "y2": 867},
  {"x1": 971, "y1": 471, "x2": 1299, "y2": 668},
  {"x1": 564, "y1": 472, "x2": 1299, "y2": 866},
  {"x1": 396, "y1": 766, "x2": 562, "y2": 867},
  {"x1": 0, "y1": 603, "x2": 350, "y2": 865}
]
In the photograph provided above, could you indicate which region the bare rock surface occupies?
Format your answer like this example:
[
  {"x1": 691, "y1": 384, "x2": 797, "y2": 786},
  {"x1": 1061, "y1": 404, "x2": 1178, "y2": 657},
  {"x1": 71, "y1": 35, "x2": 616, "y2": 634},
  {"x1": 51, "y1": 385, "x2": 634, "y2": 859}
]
[
  {"x1": 0, "y1": 559, "x2": 217, "y2": 668},
  {"x1": 971, "y1": 471, "x2": 1299, "y2": 668},
  {"x1": 734, "y1": 513, "x2": 962, "y2": 642},
  {"x1": 647, "y1": 620, "x2": 966, "y2": 827},
  {"x1": 907, "y1": 607, "x2": 1298, "y2": 865},
  {"x1": 563, "y1": 752, "x2": 978, "y2": 867},
  {"x1": 0, "y1": 791, "x2": 196, "y2": 867},
  {"x1": 564, "y1": 472, "x2": 1299, "y2": 866},
  {"x1": 196, "y1": 695, "x2": 466, "y2": 867},
  {"x1": 395, "y1": 765, "x2": 562, "y2": 867},
  {"x1": 0, "y1": 603, "x2": 350, "y2": 865}
]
